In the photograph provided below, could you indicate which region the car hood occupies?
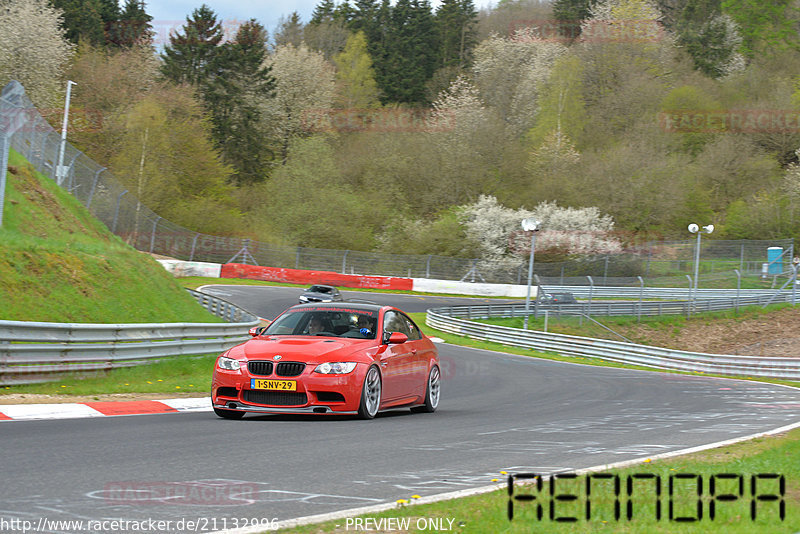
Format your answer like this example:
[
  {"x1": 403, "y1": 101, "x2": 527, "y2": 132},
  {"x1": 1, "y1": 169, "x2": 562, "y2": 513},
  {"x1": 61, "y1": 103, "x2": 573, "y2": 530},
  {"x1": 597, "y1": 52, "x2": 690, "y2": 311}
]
[{"x1": 229, "y1": 337, "x2": 374, "y2": 363}]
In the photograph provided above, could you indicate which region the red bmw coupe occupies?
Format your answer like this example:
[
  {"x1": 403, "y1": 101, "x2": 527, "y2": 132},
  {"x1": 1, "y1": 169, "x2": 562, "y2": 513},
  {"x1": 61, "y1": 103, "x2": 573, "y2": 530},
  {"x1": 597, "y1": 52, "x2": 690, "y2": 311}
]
[{"x1": 212, "y1": 303, "x2": 440, "y2": 419}]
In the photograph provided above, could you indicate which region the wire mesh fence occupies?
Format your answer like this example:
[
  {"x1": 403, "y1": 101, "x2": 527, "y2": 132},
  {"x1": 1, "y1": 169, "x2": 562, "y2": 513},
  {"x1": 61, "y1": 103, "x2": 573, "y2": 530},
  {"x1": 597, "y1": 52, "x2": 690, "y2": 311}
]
[{"x1": 2, "y1": 80, "x2": 796, "y2": 287}]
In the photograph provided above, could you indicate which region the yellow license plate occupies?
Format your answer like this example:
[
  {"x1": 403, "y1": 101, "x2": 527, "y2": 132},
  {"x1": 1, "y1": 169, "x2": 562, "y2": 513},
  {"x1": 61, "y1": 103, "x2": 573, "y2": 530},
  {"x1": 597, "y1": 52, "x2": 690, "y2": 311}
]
[{"x1": 251, "y1": 379, "x2": 296, "y2": 391}]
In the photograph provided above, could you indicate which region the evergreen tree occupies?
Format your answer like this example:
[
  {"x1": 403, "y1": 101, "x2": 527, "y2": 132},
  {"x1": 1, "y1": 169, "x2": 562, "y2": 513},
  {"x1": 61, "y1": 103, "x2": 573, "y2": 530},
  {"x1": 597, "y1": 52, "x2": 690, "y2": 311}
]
[
  {"x1": 333, "y1": 1, "x2": 356, "y2": 22},
  {"x1": 274, "y1": 11, "x2": 304, "y2": 48},
  {"x1": 52, "y1": 0, "x2": 106, "y2": 46},
  {"x1": 435, "y1": 0, "x2": 478, "y2": 69},
  {"x1": 203, "y1": 20, "x2": 276, "y2": 184},
  {"x1": 552, "y1": 0, "x2": 598, "y2": 38},
  {"x1": 382, "y1": 0, "x2": 438, "y2": 104},
  {"x1": 160, "y1": 5, "x2": 223, "y2": 85},
  {"x1": 108, "y1": 0, "x2": 153, "y2": 47},
  {"x1": 310, "y1": 0, "x2": 336, "y2": 23}
]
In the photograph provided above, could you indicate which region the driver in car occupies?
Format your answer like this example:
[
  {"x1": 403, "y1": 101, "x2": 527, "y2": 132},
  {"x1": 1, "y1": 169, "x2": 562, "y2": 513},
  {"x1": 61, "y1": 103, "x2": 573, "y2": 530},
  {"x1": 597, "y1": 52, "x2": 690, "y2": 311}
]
[
  {"x1": 308, "y1": 316, "x2": 324, "y2": 334},
  {"x1": 357, "y1": 315, "x2": 374, "y2": 335}
]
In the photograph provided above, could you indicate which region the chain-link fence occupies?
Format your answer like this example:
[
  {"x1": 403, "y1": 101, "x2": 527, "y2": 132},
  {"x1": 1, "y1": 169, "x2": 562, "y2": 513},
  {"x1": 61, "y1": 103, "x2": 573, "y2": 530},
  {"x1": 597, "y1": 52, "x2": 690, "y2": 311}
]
[{"x1": 1, "y1": 80, "x2": 796, "y2": 286}]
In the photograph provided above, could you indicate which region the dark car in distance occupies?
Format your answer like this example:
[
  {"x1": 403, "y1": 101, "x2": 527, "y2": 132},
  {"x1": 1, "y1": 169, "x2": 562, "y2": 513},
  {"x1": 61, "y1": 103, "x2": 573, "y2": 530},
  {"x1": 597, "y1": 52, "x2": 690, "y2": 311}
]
[
  {"x1": 298, "y1": 284, "x2": 343, "y2": 304},
  {"x1": 542, "y1": 292, "x2": 577, "y2": 304}
]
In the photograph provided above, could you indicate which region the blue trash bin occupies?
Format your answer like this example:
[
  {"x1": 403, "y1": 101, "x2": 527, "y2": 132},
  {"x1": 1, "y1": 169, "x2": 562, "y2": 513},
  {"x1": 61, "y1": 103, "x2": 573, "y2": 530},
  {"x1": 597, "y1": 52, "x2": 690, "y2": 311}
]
[{"x1": 767, "y1": 247, "x2": 783, "y2": 275}]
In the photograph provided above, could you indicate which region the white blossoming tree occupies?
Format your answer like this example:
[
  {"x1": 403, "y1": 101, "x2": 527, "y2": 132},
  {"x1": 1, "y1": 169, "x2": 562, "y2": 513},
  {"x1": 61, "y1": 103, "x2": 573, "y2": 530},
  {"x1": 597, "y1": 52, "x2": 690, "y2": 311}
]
[
  {"x1": 261, "y1": 44, "x2": 335, "y2": 164},
  {"x1": 458, "y1": 195, "x2": 622, "y2": 266},
  {"x1": 471, "y1": 30, "x2": 567, "y2": 136},
  {"x1": 0, "y1": 0, "x2": 74, "y2": 107}
]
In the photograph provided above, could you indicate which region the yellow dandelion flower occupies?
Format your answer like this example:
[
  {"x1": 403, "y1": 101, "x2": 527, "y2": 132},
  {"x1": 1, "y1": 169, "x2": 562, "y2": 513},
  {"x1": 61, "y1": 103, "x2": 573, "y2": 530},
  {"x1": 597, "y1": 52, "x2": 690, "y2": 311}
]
[
  {"x1": 175, "y1": 386, "x2": 181, "y2": 389},
  {"x1": 644, "y1": 458, "x2": 652, "y2": 463},
  {"x1": 412, "y1": 495, "x2": 421, "y2": 499}
]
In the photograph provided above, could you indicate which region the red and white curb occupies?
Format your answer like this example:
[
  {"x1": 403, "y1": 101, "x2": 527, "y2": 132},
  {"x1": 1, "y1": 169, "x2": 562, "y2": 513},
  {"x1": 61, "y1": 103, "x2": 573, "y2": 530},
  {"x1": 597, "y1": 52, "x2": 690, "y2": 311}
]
[{"x1": 0, "y1": 397, "x2": 211, "y2": 421}]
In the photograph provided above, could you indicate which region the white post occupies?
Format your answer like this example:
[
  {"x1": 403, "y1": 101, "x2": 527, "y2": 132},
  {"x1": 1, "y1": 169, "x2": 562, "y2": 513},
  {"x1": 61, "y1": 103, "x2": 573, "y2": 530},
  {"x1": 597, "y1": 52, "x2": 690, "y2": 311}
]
[
  {"x1": 56, "y1": 80, "x2": 76, "y2": 186},
  {"x1": 521, "y1": 218, "x2": 541, "y2": 330}
]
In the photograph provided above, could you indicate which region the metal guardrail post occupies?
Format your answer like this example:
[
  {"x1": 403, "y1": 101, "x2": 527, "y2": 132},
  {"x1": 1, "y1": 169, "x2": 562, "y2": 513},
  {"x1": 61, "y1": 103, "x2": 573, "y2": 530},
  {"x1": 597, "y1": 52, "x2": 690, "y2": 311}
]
[
  {"x1": 189, "y1": 233, "x2": 199, "y2": 262},
  {"x1": 685, "y1": 274, "x2": 692, "y2": 317},
  {"x1": 586, "y1": 276, "x2": 594, "y2": 324},
  {"x1": 637, "y1": 276, "x2": 644, "y2": 323},
  {"x1": 734, "y1": 269, "x2": 741, "y2": 313},
  {"x1": 342, "y1": 250, "x2": 348, "y2": 274},
  {"x1": 149, "y1": 216, "x2": 161, "y2": 253},
  {"x1": 86, "y1": 166, "x2": 106, "y2": 209},
  {"x1": 111, "y1": 190, "x2": 127, "y2": 233}
]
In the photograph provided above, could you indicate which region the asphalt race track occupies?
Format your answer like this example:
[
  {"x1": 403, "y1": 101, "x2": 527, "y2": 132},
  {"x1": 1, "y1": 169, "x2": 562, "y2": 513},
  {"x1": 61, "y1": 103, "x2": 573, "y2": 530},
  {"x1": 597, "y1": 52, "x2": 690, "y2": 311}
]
[{"x1": 2, "y1": 286, "x2": 800, "y2": 532}]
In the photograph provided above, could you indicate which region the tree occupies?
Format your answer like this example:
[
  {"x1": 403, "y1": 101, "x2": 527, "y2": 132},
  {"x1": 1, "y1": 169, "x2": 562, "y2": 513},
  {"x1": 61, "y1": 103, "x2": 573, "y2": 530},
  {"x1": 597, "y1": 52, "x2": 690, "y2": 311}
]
[
  {"x1": 527, "y1": 54, "x2": 587, "y2": 147},
  {"x1": 0, "y1": 0, "x2": 75, "y2": 107},
  {"x1": 261, "y1": 44, "x2": 335, "y2": 164},
  {"x1": 109, "y1": 86, "x2": 239, "y2": 235},
  {"x1": 108, "y1": 0, "x2": 153, "y2": 47},
  {"x1": 721, "y1": 0, "x2": 799, "y2": 56},
  {"x1": 66, "y1": 43, "x2": 159, "y2": 158},
  {"x1": 333, "y1": 31, "x2": 380, "y2": 108},
  {"x1": 204, "y1": 20, "x2": 276, "y2": 184},
  {"x1": 381, "y1": 0, "x2": 439, "y2": 104},
  {"x1": 311, "y1": 0, "x2": 336, "y2": 23},
  {"x1": 672, "y1": 0, "x2": 745, "y2": 77},
  {"x1": 160, "y1": 4, "x2": 223, "y2": 85},
  {"x1": 426, "y1": 76, "x2": 503, "y2": 207},
  {"x1": 457, "y1": 195, "x2": 621, "y2": 264},
  {"x1": 305, "y1": 18, "x2": 350, "y2": 59},
  {"x1": 51, "y1": 0, "x2": 105, "y2": 46},
  {"x1": 472, "y1": 31, "x2": 567, "y2": 136},
  {"x1": 435, "y1": 0, "x2": 478, "y2": 69},
  {"x1": 257, "y1": 136, "x2": 382, "y2": 249},
  {"x1": 552, "y1": 0, "x2": 599, "y2": 38},
  {"x1": 273, "y1": 11, "x2": 304, "y2": 48}
]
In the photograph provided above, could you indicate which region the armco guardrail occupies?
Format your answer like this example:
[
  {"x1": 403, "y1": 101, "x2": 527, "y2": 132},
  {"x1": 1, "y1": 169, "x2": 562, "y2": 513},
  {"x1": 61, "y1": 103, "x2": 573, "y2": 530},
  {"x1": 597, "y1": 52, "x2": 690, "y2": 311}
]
[
  {"x1": 537, "y1": 285, "x2": 798, "y2": 300},
  {"x1": 427, "y1": 307, "x2": 800, "y2": 380},
  {"x1": 0, "y1": 290, "x2": 259, "y2": 385},
  {"x1": 443, "y1": 293, "x2": 792, "y2": 319}
]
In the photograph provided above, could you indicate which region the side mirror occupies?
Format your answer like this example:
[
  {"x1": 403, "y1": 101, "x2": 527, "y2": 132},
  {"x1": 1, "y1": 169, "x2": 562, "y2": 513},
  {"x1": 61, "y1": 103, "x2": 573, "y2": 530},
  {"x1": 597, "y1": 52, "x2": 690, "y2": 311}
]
[
  {"x1": 385, "y1": 332, "x2": 408, "y2": 344},
  {"x1": 249, "y1": 326, "x2": 267, "y2": 337}
]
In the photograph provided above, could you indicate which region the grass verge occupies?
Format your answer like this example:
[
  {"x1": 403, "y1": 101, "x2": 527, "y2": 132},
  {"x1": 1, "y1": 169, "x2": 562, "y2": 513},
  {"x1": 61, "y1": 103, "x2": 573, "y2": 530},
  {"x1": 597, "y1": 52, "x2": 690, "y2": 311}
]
[{"x1": 281, "y1": 427, "x2": 800, "y2": 533}]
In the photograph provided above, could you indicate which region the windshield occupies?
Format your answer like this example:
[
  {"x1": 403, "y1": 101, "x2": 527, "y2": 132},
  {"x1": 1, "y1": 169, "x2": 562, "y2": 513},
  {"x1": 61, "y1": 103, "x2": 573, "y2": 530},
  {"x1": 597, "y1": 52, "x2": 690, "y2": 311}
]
[
  {"x1": 308, "y1": 285, "x2": 332, "y2": 293},
  {"x1": 264, "y1": 307, "x2": 378, "y2": 339}
]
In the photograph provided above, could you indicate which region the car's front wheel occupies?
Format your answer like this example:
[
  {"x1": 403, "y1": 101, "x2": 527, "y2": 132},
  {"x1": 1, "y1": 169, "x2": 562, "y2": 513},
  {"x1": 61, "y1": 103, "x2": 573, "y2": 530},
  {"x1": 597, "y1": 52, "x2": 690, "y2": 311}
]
[
  {"x1": 413, "y1": 365, "x2": 440, "y2": 413},
  {"x1": 213, "y1": 407, "x2": 245, "y2": 420},
  {"x1": 358, "y1": 365, "x2": 382, "y2": 419}
]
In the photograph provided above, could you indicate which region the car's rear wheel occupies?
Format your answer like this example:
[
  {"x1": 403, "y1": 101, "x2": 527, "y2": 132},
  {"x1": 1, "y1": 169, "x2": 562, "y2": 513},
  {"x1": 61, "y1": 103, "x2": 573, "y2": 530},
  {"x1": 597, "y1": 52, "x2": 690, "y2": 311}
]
[
  {"x1": 413, "y1": 365, "x2": 440, "y2": 413},
  {"x1": 213, "y1": 407, "x2": 245, "y2": 420},
  {"x1": 358, "y1": 366, "x2": 382, "y2": 419}
]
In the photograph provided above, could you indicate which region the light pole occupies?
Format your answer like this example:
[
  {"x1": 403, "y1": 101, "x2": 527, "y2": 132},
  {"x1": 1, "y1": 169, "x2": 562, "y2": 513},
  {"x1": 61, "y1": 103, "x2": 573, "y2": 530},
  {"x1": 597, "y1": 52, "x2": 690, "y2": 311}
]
[
  {"x1": 688, "y1": 223, "x2": 714, "y2": 314},
  {"x1": 56, "y1": 80, "x2": 76, "y2": 186},
  {"x1": 521, "y1": 218, "x2": 541, "y2": 329}
]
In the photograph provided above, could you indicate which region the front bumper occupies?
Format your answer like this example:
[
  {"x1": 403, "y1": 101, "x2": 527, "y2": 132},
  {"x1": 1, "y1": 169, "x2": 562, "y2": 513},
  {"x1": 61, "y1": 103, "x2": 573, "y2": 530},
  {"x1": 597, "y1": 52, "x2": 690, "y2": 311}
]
[
  {"x1": 212, "y1": 365, "x2": 365, "y2": 414},
  {"x1": 213, "y1": 401, "x2": 357, "y2": 415}
]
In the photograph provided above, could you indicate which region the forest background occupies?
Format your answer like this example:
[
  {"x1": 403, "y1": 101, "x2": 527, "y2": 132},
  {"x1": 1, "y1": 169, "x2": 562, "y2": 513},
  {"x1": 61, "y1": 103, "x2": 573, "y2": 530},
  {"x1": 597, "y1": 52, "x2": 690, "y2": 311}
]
[{"x1": 2, "y1": 0, "x2": 800, "y2": 266}]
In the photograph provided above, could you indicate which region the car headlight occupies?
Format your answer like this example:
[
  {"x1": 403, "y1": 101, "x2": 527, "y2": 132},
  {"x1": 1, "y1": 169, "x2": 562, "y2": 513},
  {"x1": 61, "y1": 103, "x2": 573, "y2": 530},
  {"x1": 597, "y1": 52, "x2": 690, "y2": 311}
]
[
  {"x1": 314, "y1": 362, "x2": 357, "y2": 374},
  {"x1": 217, "y1": 356, "x2": 241, "y2": 371}
]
